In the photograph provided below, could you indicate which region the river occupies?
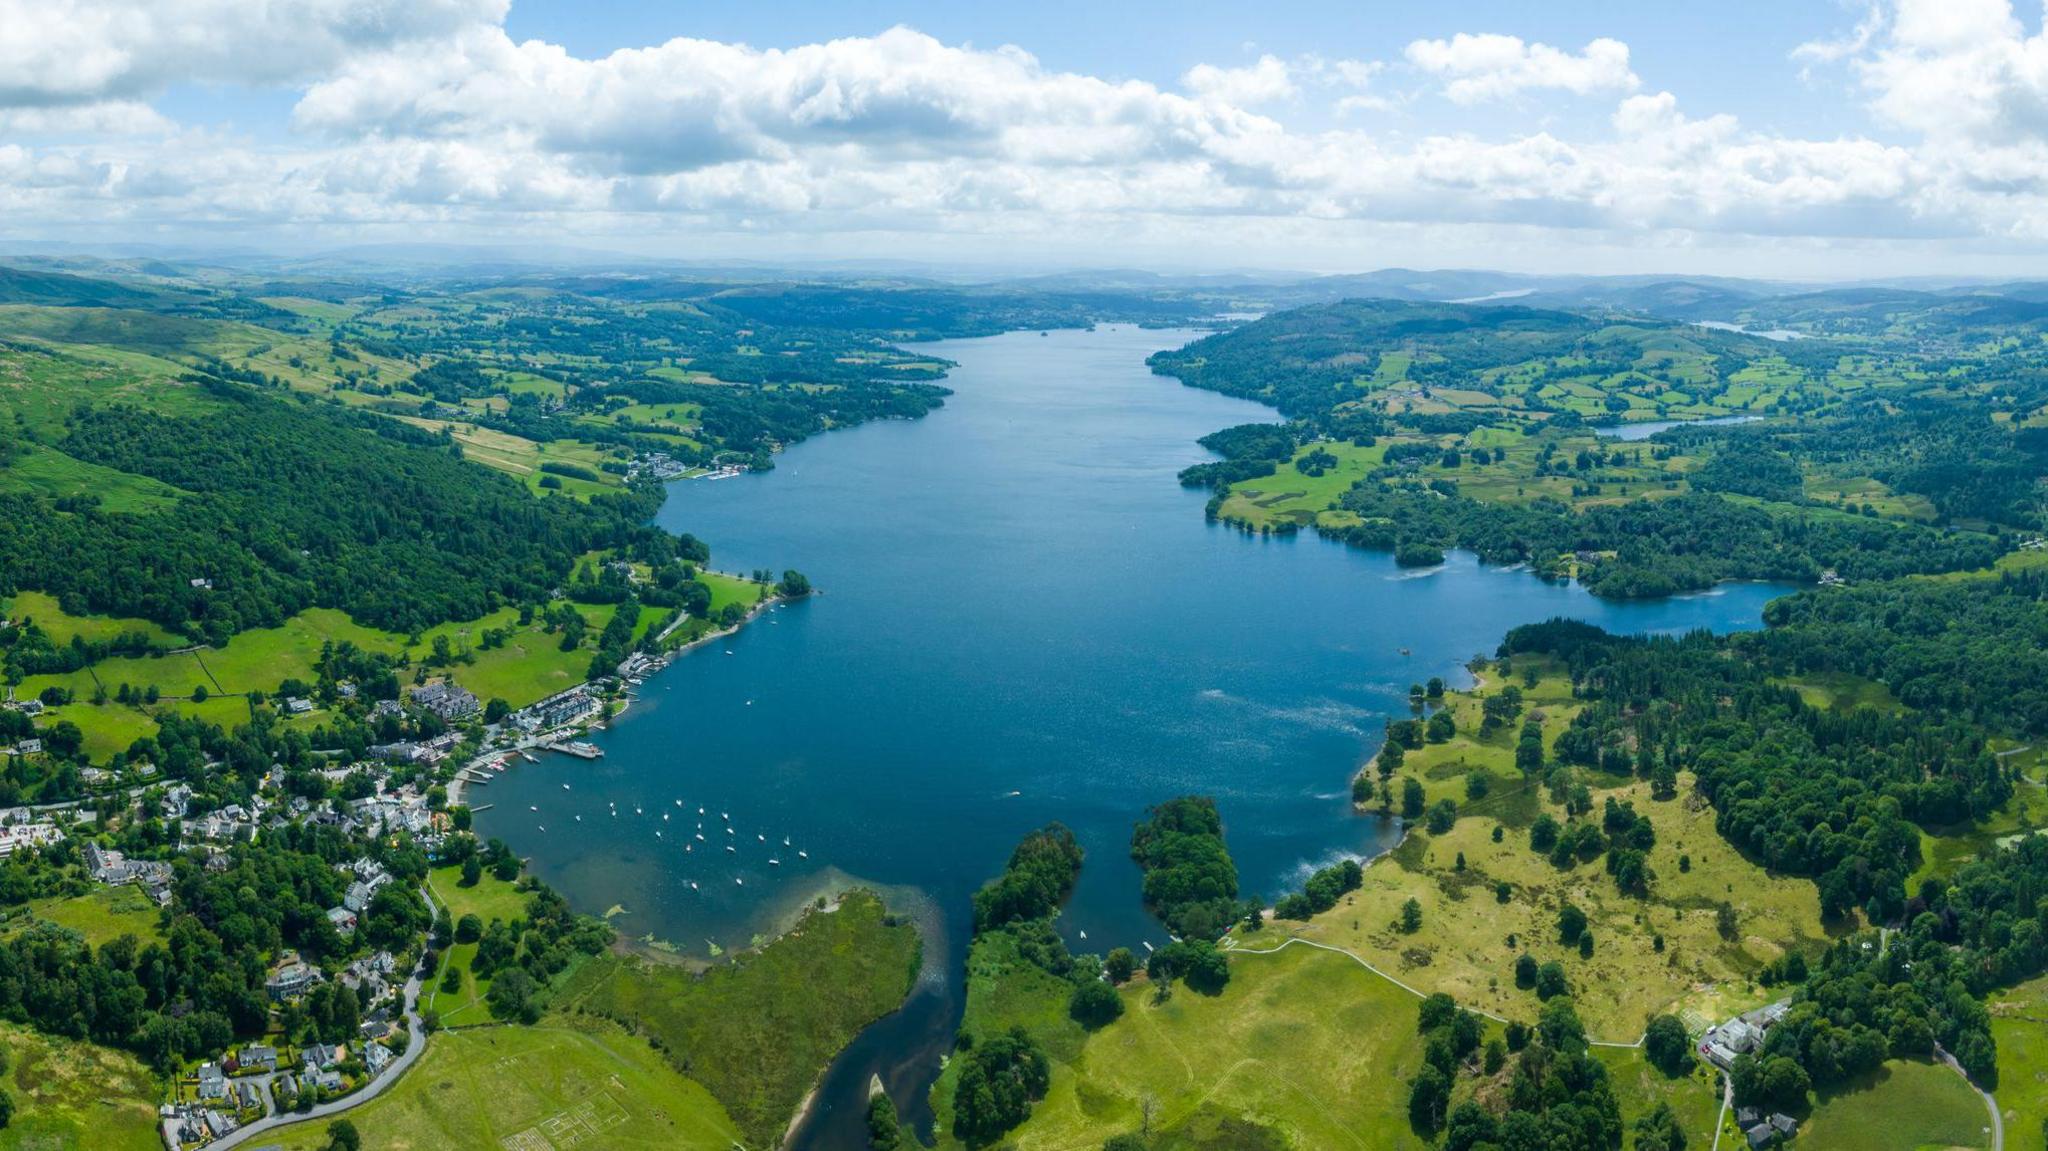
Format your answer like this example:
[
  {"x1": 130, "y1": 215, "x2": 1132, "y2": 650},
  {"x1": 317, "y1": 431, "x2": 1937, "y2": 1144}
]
[{"x1": 475, "y1": 324, "x2": 1791, "y2": 1147}]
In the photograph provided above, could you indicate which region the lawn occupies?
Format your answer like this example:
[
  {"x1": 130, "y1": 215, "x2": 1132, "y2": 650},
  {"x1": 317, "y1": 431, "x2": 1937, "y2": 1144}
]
[
  {"x1": 1216, "y1": 440, "x2": 1387, "y2": 530},
  {"x1": 266, "y1": 1016, "x2": 743, "y2": 1151},
  {"x1": 423, "y1": 942, "x2": 494, "y2": 1029},
  {"x1": 427, "y1": 866, "x2": 534, "y2": 927},
  {"x1": 966, "y1": 941, "x2": 1433, "y2": 1151},
  {"x1": 0, "y1": 1022, "x2": 161, "y2": 1151},
  {"x1": 0, "y1": 886, "x2": 164, "y2": 947},
  {"x1": 1799, "y1": 1059, "x2": 1990, "y2": 1151},
  {"x1": 1594, "y1": 1046, "x2": 1724, "y2": 1150},
  {"x1": 1, "y1": 591, "x2": 180, "y2": 648},
  {"x1": 552, "y1": 889, "x2": 920, "y2": 1148},
  {"x1": 1306, "y1": 664, "x2": 1831, "y2": 1043},
  {"x1": 1990, "y1": 975, "x2": 2048, "y2": 1151}
]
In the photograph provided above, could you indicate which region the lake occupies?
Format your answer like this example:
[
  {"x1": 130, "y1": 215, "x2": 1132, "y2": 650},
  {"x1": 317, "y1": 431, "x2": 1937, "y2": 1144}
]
[
  {"x1": 475, "y1": 325, "x2": 1791, "y2": 1146},
  {"x1": 1595, "y1": 414, "x2": 1763, "y2": 441}
]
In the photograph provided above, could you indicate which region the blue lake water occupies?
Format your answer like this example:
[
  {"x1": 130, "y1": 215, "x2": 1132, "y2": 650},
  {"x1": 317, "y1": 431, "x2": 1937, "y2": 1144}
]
[{"x1": 475, "y1": 324, "x2": 1791, "y2": 1146}]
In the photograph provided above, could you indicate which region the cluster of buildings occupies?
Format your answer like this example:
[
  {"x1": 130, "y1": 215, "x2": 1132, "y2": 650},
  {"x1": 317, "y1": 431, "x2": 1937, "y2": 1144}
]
[
  {"x1": 84, "y1": 841, "x2": 174, "y2": 906},
  {"x1": 0, "y1": 816, "x2": 63, "y2": 857},
  {"x1": 409, "y1": 680, "x2": 480, "y2": 722},
  {"x1": 1698, "y1": 1000, "x2": 1790, "y2": 1070},
  {"x1": 163, "y1": 1023, "x2": 405, "y2": 1150},
  {"x1": 624, "y1": 449, "x2": 690, "y2": 480},
  {"x1": 506, "y1": 685, "x2": 600, "y2": 735},
  {"x1": 1736, "y1": 1106, "x2": 1800, "y2": 1149}
]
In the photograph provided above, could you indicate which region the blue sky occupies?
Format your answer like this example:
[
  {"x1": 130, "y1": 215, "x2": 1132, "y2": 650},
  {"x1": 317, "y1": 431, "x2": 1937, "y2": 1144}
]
[{"x1": 5, "y1": 1, "x2": 2048, "y2": 277}]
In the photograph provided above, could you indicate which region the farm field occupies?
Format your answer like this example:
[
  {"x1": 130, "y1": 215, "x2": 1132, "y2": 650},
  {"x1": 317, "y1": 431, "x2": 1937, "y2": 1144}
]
[{"x1": 265, "y1": 1016, "x2": 743, "y2": 1151}]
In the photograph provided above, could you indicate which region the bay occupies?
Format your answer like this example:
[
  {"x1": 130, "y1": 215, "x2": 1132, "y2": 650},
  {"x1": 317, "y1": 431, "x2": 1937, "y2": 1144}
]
[{"x1": 476, "y1": 324, "x2": 1789, "y2": 1146}]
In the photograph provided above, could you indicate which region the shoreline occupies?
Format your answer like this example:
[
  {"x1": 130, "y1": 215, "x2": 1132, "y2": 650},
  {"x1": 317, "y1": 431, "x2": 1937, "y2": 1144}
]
[{"x1": 445, "y1": 581, "x2": 788, "y2": 808}]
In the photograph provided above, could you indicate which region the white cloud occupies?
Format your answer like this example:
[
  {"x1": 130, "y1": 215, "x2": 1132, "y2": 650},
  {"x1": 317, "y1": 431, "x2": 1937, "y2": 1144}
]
[
  {"x1": 1403, "y1": 34, "x2": 1639, "y2": 103},
  {"x1": 0, "y1": 0, "x2": 506, "y2": 108},
  {"x1": 3, "y1": 3, "x2": 2048, "y2": 268},
  {"x1": 1182, "y1": 55, "x2": 1298, "y2": 105}
]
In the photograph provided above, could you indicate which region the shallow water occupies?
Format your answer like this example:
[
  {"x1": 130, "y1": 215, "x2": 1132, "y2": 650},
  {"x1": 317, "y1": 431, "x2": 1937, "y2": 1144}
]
[{"x1": 476, "y1": 325, "x2": 1790, "y2": 1146}]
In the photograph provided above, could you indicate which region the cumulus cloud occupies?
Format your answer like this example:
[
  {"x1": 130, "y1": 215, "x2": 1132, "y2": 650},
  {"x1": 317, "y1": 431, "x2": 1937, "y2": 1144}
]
[
  {"x1": 0, "y1": 0, "x2": 506, "y2": 108},
  {"x1": 3, "y1": 2, "x2": 2048, "y2": 260},
  {"x1": 1403, "y1": 34, "x2": 1639, "y2": 103},
  {"x1": 1182, "y1": 55, "x2": 1298, "y2": 105}
]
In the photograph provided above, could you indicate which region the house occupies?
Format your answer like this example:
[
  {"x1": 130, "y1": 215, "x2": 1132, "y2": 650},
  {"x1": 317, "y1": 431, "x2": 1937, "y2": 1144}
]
[
  {"x1": 234, "y1": 1079, "x2": 263, "y2": 1109},
  {"x1": 284, "y1": 697, "x2": 314, "y2": 715},
  {"x1": 265, "y1": 961, "x2": 319, "y2": 1002},
  {"x1": 336, "y1": 681, "x2": 358, "y2": 699},
  {"x1": 161, "y1": 783, "x2": 194, "y2": 819},
  {"x1": 237, "y1": 1045, "x2": 278, "y2": 1073},
  {"x1": 1744, "y1": 1123, "x2": 1776, "y2": 1149},
  {"x1": 273, "y1": 1071, "x2": 298, "y2": 1100},
  {"x1": 12, "y1": 739, "x2": 40, "y2": 756},
  {"x1": 311, "y1": 1067, "x2": 344, "y2": 1093},
  {"x1": 197, "y1": 1062, "x2": 228, "y2": 1100},
  {"x1": 364, "y1": 1042, "x2": 393, "y2": 1076},
  {"x1": 343, "y1": 873, "x2": 390, "y2": 913},
  {"x1": 1736, "y1": 1106, "x2": 1762, "y2": 1128},
  {"x1": 304, "y1": 1041, "x2": 347, "y2": 1070},
  {"x1": 1700, "y1": 1000, "x2": 1791, "y2": 1070},
  {"x1": 1769, "y1": 1114, "x2": 1798, "y2": 1137},
  {"x1": 326, "y1": 906, "x2": 357, "y2": 935}
]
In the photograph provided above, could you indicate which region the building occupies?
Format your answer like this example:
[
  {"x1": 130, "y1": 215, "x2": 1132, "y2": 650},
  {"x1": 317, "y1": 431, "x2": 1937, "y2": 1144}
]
[
  {"x1": 234, "y1": 1079, "x2": 263, "y2": 1110},
  {"x1": 236, "y1": 1045, "x2": 278, "y2": 1074},
  {"x1": 409, "y1": 680, "x2": 480, "y2": 721},
  {"x1": 264, "y1": 961, "x2": 319, "y2": 1002},
  {"x1": 303, "y1": 1041, "x2": 347, "y2": 1070},
  {"x1": 1700, "y1": 1000, "x2": 1790, "y2": 1070},
  {"x1": 326, "y1": 906, "x2": 358, "y2": 935},
  {"x1": 284, "y1": 697, "x2": 314, "y2": 715},
  {"x1": 0, "y1": 821, "x2": 62, "y2": 857},
  {"x1": 364, "y1": 1041, "x2": 393, "y2": 1076},
  {"x1": 197, "y1": 1062, "x2": 228, "y2": 1101}
]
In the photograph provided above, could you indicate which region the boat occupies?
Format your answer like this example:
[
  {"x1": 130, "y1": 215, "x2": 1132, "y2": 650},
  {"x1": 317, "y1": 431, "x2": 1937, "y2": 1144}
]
[
  {"x1": 529, "y1": 805, "x2": 538, "y2": 812},
  {"x1": 521, "y1": 752, "x2": 538, "y2": 763},
  {"x1": 695, "y1": 833, "x2": 704, "y2": 841},
  {"x1": 663, "y1": 813, "x2": 670, "y2": 821},
  {"x1": 538, "y1": 825, "x2": 546, "y2": 832},
  {"x1": 656, "y1": 831, "x2": 662, "y2": 839},
  {"x1": 735, "y1": 877, "x2": 744, "y2": 886},
  {"x1": 575, "y1": 815, "x2": 582, "y2": 822},
  {"x1": 726, "y1": 845, "x2": 735, "y2": 853},
  {"x1": 756, "y1": 834, "x2": 765, "y2": 842},
  {"x1": 769, "y1": 858, "x2": 780, "y2": 866},
  {"x1": 783, "y1": 836, "x2": 790, "y2": 846},
  {"x1": 561, "y1": 783, "x2": 570, "y2": 791},
  {"x1": 797, "y1": 850, "x2": 808, "y2": 859},
  {"x1": 635, "y1": 807, "x2": 642, "y2": 815},
  {"x1": 689, "y1": 881, "x2": 699, "y2": 891},
  {"x1": 1079, "y1": 930, "x2": 1087, "y2": 940}
]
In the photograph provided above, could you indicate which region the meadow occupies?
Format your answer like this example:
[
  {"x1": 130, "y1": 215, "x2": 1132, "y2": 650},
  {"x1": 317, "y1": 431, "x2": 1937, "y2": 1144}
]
[
  {"x1": 1302, "y1": 662, "x2": 1831, "y2": 1042},
  {"x1": 1798, "y1": 1059, "x2": 1990, "y2": 1150},
  {"x1": 0, "y1": 1021, "x2": 161, "y2": 1151},
  {"x1": 0, "y1": 886, "x2": 164, "y2": 948},
  {"x1": 1989, "y1": 975, "x2": 2048, "y2": 1151},
  {"x1": 265, "y1": 1016, "x2": 744, "y2": 1151},
  {"x1": 551, "y1": 889, "x2": 921, "y2": 1148}
]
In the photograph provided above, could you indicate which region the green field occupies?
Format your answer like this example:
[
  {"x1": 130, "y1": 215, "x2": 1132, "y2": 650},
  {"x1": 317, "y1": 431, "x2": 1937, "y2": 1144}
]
[
  {"x1": 967, "y1": 941, "x2": 1432, "y2": 1151},
  {"x1": 553, "y1": 889, "x2": 920, "y2": 1147},
  {"x1": 427, "y1": 866, "x2": 534, "y2": 927},
  {"x1": 1991, "y1": 975, "x2": 2048, "y2": 1151},
  {"x1": 1, "y1": 591, "x2": 180, "y2": 648},
  {"x1": 1217, "y1": 440, "x2": 1386, "y2": 530},
  {"x1": 1594, "y1": 1046, "x2": 1725, "y2": 1150},
  {"x1": 1799, "y1": 1059, "x2": 1990, "y2": 1151},
  {"x1": 266, "y1": 1016, "x2": 743, "y2": 1151},
  {"x1": 1301, "y1": 664, "x2": 1829, "y2": 1042},
  {"x1": 0, "y1": 886, "x2": 164, "y2": 947},
  {"x1": 0, "y1": 1022, "x2": 161, "y2": 1151}
]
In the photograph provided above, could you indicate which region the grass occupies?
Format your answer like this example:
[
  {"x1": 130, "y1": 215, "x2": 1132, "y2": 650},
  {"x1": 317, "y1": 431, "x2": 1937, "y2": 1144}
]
[
  {"x1": 424, "y1": 942, "x2": 493, "y2": 1029},
  {"x1": 0, "y1": 443, "x2": 183, "y2": 513},
  {"x1": 1, "y1": 591, "x2": 180, "y2": 648},
  {"x1": 427, "y1": 866, "x2": 534, "y2": 926},
  {"x1": 552, "y1": 889, "x2": 920, "y2": 1148},
  {"x1": 0, "y1": 1022, "x2": 162, "y2": 1151},
  {"x1": 1307, "y1": 664, "x2": 1831, "y2": 1043},
  {"x1": 1799, "y1": 1059, "x2": 1990, "y2": 1150},
  {"x1": 1594, "y1": 1046, "x2": 1724, "y2": 1149},
  {"x1": 1217, "y1": 440, "x2": 1386, "y2": 530},
  {"x1": 0, "y1": 886, "x2": 164, "y2": 947},
  {"x1": 266, "y1": 1016, "x2": 744, "y2": 1151},
  {"x1": 1990, "y1": 975, "x2": 2048, "y2": 1151},
  {"x1": 963, "y1": 941, "x2": 1432, "y2": 1151}
]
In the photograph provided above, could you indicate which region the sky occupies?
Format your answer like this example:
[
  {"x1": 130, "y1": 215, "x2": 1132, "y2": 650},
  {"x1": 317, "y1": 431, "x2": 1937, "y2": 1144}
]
[{"x1": 4, "y1": 0, "x2": 2048, "y2": 277}]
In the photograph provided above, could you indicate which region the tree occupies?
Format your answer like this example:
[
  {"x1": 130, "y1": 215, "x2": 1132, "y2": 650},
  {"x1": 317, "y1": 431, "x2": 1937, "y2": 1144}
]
[
  {"x1": 1632, "y1": 1101, "x2": 1687, "y2": 1151},
  {"x1": 1643, "y1": 1014, "x2": 1693, "y2": 1076},
  {"x1": 460, "y1": 856, "x2": 483, "y2": 887},
  {"x1": 1069, "y1": 980, "x2": 1124, "y2": 1029},
  {"x1": 486, "y1": 967, "x2": 541, "y2": 1024},
  {"x1": 1407, "y1": 1065, "x2": 1451, "y2": 1133},
  {"x1": 1400, "y1": 898, "x2": 1423, "y2": 933},
  {"x1": 1426, "y1": 709, "x2": 1456, "y2": 743},
  {"x1": 1535, "y1": 962, "x2": 1569, "y2": 1000},
  {"x1": 325, "y1": 1119, "x2": 360, "y2": 1151},
  {"x1": 1514, "y1": 953, "x2": 1539, "y2": 988},
  {"x1": 1425, "y1": 799, "x2": 1457, "y2": 834},
  {"x1": 777, "y1": 570, "x2": 813, "y2": 598},
  {"x1": 455, "y1": 913, "x2": 483, "y2": 943},
  {"x1": 1557, "y1": 903, "x2": 1588, "y2": 944},
  {"x1": 866, "y1": 1092, "x2": 903, "y2": 1151},
  {"x1": 1104, "y1": 947, "x2": 1136, "y2": 985},
  {"x1": 951, "y1": 1027, "x2": 1050, "y2": 1142},
  {"x1": 1401, "y1": 777, "x2": 1426, "y2": 819}
]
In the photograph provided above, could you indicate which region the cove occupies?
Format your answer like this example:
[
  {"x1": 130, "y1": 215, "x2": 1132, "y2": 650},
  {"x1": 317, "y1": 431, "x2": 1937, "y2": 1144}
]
[{"x1": 474, "y1": 324, "x2": 1791, "y2": 1147}]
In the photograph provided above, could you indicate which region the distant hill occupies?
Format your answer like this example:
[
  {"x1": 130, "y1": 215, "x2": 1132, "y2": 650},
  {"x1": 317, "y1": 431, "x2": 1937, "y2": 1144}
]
[{"x1": 0, "y1": 266, "x2": 161, "y2": 308}]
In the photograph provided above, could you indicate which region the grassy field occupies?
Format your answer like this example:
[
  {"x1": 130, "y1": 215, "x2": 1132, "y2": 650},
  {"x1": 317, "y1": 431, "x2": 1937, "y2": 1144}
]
[
  {"x1": 266, "y1": 1016, "x2": 744, "y2": 1151},
  {"x1": 0, "y1": 1022, "x2": 162, "y2": 1151},
  {"x1": 1799, "y1": 1059, "x2": 1990, "y2": 1151},
  {"x1": 960, "y1": 940, "x2": 1433, "y2": 1151},
  {"x1": 1594, "y1": 1046, "x2": 1725, "y2": 1150},
  {"x1": 1217, "y1": 440, "x2": 1386, "y2": 530},
  {"x1": 1300, "y1": 663, "x2": 1831, "y2": 1042},
  {"x1": 1990, "y1": 975, "x2": 2048, "y2": 1151},
  {"x1": 1, "y1": 591, "x2": 180, "y2": 648},
  {"x1": 427, "y1": 866, "x2": 533, "y2": 926},
  {"x1": 0, "y1": 886, "x2": 164, "y2": 947},
  {"x1": 553, "y1": 889, "x2": 920, "y2": 1148}
]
